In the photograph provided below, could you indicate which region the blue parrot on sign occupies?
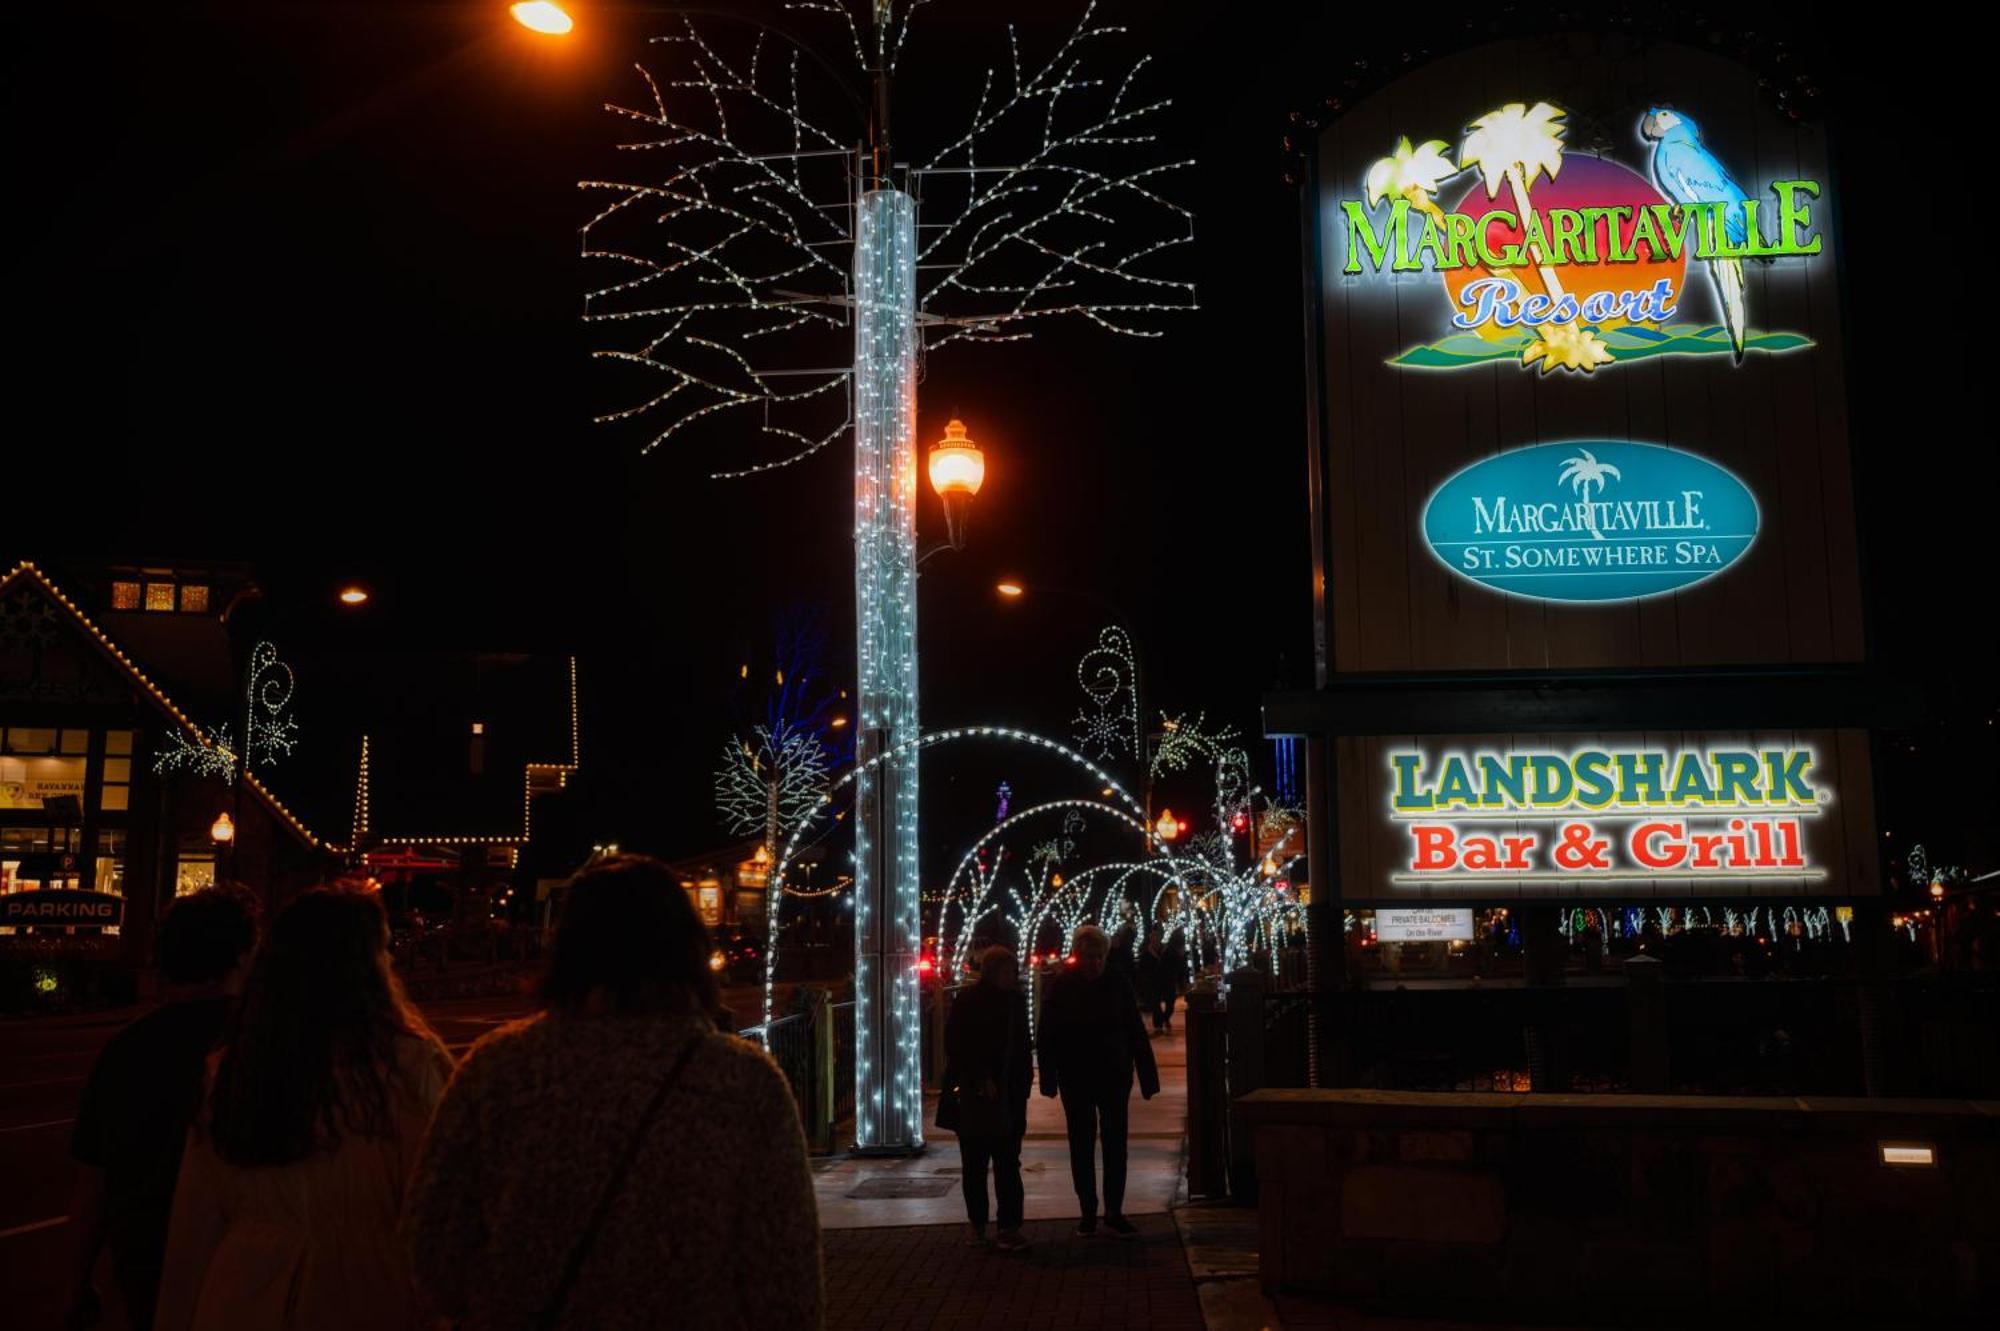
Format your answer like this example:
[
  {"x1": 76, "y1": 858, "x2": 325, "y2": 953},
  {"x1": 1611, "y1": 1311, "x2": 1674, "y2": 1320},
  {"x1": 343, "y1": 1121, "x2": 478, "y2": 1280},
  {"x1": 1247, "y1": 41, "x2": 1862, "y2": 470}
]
[{"x1": 1640, "y1": 107, "x2": 1749, "y2": 360}]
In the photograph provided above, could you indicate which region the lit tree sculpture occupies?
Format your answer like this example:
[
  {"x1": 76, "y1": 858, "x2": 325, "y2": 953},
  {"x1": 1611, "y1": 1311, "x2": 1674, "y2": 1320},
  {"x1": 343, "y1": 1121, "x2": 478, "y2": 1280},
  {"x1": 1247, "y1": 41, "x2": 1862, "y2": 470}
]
[
  {"x1": 714, "y1": 609, "x2": 845, "y2": 875},
  {"x1": 586, "y1": 1, "x2": 1193, "y2": 1153},
  {"x1": 714, "y1": 721, "x2": 832, "y2": 864}
]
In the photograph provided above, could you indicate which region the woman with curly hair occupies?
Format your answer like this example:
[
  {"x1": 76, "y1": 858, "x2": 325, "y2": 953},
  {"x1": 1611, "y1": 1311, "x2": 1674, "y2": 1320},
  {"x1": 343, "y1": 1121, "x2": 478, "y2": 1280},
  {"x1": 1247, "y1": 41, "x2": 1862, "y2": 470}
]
[
  {"x1": 155, "y1": 885, "x2": 451, "y2": 1330},
  {"x1": 402, "y1": 853, "x2": 821, "y2": 1330}
]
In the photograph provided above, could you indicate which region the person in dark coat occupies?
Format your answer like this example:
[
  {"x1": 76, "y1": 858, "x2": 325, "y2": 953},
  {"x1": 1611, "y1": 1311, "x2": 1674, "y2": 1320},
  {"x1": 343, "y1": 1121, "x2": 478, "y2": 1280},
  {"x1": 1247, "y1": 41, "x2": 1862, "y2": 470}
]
[
  {"x1": 942, "y1": 946, "x2": 1033, "y2": 1251},
  {"x1": 1160, "y1": 929, "x2": 1188, "y2": 1031},
  {"x1": 1137, "y1": 927, "x2": 1173, "y2": 1033},
  {"x1": 1036, "y1": 924, "x2": 1159, "y2": 1238},
  {"x1": 65, "y1": 887, "x2": 257, "y2": 1331},
  {"x1": 1107, "y1": 922, "x2": 1138, "y2": 991}
]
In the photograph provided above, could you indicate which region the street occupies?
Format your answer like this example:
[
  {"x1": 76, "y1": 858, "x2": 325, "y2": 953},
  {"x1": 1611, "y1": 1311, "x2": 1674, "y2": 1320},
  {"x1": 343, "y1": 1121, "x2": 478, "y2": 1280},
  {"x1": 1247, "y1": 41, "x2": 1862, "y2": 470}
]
[{"x1": 0, "y1": 984, "x2": 779, "y2": 1330}]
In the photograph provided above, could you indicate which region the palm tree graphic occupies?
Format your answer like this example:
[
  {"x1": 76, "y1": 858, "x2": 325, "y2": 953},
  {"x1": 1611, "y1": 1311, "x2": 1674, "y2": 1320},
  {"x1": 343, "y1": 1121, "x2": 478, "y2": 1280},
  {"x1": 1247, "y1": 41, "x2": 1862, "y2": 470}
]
[
  {"x1": 1461, "y1": 103, "x2": 1614, "y2": 373},
  {"x1": 1558, "y1": 448, "x2": 1622, "y2": 539}
]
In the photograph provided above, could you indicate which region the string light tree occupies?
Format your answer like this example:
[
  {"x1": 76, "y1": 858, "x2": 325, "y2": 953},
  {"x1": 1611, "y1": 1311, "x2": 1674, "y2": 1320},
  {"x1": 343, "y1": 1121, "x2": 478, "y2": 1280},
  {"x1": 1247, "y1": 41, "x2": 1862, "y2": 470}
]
[
  {"x1": 714, "y1": 614, "x2": 849, "y2": 903},
  {"x1": 568, "y1": 0, "x2": 1195, "y2": 1153}
]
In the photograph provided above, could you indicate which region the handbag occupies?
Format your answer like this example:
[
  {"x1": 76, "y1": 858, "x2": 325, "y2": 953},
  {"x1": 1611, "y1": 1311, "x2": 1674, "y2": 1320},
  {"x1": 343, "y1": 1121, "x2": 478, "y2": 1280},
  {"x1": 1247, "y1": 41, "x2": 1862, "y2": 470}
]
[{"x1": 536, "y1": 1033, "x2": 704, "y2": 1330}]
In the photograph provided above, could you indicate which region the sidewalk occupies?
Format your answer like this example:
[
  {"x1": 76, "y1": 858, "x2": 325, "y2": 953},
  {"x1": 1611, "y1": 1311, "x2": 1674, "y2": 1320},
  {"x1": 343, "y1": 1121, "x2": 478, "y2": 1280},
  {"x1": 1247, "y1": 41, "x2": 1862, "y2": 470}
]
[
  {"x1": 818, "y1": 1024, "x2": 1202, "y2": 1329},
  {"x1": 815, "y1": 1025, "x2": 1188, "y2": 1227},
  {"x1": 825, "y1": 1214, "x2": 1204, "y2": 1331},
  {"x1": 812, "y1": 1024, "x2": 1571, "y2": 1330}
]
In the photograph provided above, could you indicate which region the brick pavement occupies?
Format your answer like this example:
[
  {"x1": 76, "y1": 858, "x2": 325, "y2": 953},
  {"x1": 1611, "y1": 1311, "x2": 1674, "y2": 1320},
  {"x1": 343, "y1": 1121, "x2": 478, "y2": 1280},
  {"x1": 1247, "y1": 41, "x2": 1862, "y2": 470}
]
[{"x1": 824, "y1": 1214, "x2": 1206, "y2": 1331}]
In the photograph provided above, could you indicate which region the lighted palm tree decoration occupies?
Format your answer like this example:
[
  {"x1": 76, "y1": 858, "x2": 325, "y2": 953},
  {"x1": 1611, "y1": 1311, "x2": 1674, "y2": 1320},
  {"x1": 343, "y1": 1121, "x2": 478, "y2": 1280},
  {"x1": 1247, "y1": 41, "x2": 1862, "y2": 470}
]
[
  {"x1": 1364, "y1": 137, "x2": 1456, "y2": 227},
  {"x1": 1459, "y1": 102, "x2": 1611, "y2": 374},
  {"x1": 1558, "y1": 447, "x2": 1622, "y2": 538}
]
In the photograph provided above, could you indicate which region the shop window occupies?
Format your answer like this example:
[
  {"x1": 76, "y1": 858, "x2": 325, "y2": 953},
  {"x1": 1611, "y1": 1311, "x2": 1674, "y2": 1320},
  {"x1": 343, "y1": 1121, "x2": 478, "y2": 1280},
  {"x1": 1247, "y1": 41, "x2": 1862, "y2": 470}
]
[
  {"x1": 5, "y1": 728, "x2": 55, "y2": 755},
  {"x1": 59, "y1": 730, "x2": 89, "y2": 755},
  {"x1": 178, "y1": 583, "x2": 210, "y2": 613},
  {"x1": 110, "y1": 580, "x2": 142, "y2": 611},
  {"x1": 2, "y1": 826, "x2": 82, "y2": 892},
  {"x1": 100, "y1": 731, "x2": 136, "y2": 812},
  {"x1": 695, "y1": 881, "x2": 723, "y2": 927},
  {"x1": 95, "y1": 829, "x2": 126, "y2": 895},
  {"x1": 144, "y1": 582, "x2": 176, "y2": 612},
  {"x1": 175, "y1": 837, "x2": 217, "y2": 897},
  {"x1": 0, "y1": 754, "x2": 87, "y2": 811}
]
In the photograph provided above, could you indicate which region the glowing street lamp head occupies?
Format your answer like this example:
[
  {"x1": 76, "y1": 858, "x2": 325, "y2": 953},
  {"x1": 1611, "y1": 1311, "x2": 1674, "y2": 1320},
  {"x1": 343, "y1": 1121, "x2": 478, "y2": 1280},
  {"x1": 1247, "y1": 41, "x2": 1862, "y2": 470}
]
[
  {"x1": 996, "y1": 580, "x2": 1025, "y2": 599},
  {"x1": 510, "y1": 2, "x2": 573, "y2": 35},
  {"x1": 927, "y1": 419, "x2": 985, "y2": 498},
  {"x1": 1154, "y1": 808, "x2": 1183, "y2": 843},
  {"x1": 929, "y1": 419, "x2": 983, "y2": 552},
  {"x1": 338, "y1": 585, "x2": 370, "y2": 606},
  {"x1": 210, "y1": 812, "x2": 236, "y2": 844}
]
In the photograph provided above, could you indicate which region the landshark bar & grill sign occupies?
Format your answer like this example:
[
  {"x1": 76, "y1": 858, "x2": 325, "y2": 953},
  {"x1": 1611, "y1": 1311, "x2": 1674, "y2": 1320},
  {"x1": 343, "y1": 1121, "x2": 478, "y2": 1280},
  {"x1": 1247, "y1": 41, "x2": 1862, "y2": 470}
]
[{"x1": 1385, "y1": 743, "x2": 1830, "y2": 889}]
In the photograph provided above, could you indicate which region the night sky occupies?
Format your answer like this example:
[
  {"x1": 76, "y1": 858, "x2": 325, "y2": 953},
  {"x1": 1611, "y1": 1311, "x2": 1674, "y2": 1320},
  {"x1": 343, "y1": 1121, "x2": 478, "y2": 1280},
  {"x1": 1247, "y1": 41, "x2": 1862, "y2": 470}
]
[{"x1": 8, "y1": 4, "x2": 1991, "y2": 878}]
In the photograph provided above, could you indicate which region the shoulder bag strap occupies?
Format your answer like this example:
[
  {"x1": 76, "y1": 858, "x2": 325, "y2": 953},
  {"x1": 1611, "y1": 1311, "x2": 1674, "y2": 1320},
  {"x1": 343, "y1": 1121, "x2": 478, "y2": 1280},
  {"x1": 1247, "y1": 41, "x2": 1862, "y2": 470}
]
[{"x1": 536, "y1": 1033, "x2": 705, "y2": 1330}]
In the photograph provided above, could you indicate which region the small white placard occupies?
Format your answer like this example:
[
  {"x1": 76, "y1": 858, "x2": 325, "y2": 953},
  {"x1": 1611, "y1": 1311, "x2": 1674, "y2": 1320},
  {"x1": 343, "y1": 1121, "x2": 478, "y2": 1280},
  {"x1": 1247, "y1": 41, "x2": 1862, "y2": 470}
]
[{"x1": 1376, "y1": 908, "x2": 1475, "y2": 942}]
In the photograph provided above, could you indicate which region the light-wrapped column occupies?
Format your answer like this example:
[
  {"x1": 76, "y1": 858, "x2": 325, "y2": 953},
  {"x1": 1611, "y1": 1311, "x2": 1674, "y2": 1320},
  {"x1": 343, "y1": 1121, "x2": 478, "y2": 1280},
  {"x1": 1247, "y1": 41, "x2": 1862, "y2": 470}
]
[{"x1": 852, "y1": 186, "x2": 922, "y2": 1152}]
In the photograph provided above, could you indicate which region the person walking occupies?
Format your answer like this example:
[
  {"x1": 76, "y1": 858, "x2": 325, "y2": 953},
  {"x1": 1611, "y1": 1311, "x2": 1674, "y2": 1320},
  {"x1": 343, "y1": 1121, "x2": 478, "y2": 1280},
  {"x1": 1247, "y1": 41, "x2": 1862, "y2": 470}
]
[
  {"x1": 1136, "y1": 926, "x2": 1172, "y2": 1034},
  {"x1": 940, "y1": 946, "x2": 1032, "y2": 1252},
  {"x1": 65, "y1": 888, "x2": 258, "y2": 1331},
  {"x1": 402, "y1": 854, "x2": 821, "y2": 1330},
  {"x1": 153, "y1": 885, "x2": 452, "y2": 1331},
  {"x1": 1036, "y1": 924, "x2": 1159, "y2": 1238},
  {"x1": 1161, "y1": 927, "x2": 1188, "y2": 1032}
]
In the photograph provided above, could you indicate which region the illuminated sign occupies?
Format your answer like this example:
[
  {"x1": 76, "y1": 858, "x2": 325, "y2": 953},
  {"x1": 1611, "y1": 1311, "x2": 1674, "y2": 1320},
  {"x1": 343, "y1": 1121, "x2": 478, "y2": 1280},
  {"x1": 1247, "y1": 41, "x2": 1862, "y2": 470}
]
[
  {"x1": 1386, "y1": 742, "x2": 1831, "y2": 890},
  {"x1": 1422, "y1": 440, "x2": 1758, "y2": 602},
  {"x1": 1, "y1": 891, "x2": 124, "y2": 927},
  {"x1": 1377, "y1": 908, "x2": 1475, "y2": 942},
  {"x1": 0, "y1": 756, "x2": 86, "y2": 811},
  {"x1": 1337, "y1": 102, "x2": 1822, "y2": 373}
]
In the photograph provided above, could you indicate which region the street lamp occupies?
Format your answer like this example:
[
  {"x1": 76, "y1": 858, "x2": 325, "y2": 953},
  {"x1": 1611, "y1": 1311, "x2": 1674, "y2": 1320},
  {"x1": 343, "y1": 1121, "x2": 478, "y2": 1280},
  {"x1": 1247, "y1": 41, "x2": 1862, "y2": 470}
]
[
  {"x1": 209, "y1": 813, "x2": 235, "y2": 845},
  {"x1": 338, "y1": 585, "x2": 370, "y2": 606},
  {"x1": 927, "y1": 419, "x2": 985, "y2": 552},
  {"x1": 510, "y1": 2, "x2": 574, "y2": 36}
]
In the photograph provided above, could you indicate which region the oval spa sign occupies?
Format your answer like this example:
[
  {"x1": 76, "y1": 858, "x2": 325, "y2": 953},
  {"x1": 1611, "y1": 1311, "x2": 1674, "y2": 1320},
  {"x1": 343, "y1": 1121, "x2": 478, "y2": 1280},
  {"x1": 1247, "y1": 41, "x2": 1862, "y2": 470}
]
[{"x1": 1421, "y1": 441, "x2": 1759, "y2": 602}]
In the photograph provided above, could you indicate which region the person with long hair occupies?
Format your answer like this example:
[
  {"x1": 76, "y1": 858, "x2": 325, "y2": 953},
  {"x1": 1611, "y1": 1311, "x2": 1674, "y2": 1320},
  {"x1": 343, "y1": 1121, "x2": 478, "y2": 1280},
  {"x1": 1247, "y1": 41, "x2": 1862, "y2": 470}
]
[
  {"x1": 402, "y1": 854, "x2": 822, "y2": 1330},
  {"x1": 66, "y1": 887, "x2": 258, "y2": 1331},
  {"x1": 153, "y1": 884, "x2": 451, "y2": 1331}
]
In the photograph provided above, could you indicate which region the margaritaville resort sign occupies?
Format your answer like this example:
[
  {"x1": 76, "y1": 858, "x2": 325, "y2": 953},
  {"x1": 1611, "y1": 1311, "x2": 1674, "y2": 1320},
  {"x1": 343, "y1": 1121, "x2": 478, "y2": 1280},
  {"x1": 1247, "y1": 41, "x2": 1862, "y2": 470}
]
[{"x1": 1335, "y1": 102, "x2": 1823, "y2": 372}]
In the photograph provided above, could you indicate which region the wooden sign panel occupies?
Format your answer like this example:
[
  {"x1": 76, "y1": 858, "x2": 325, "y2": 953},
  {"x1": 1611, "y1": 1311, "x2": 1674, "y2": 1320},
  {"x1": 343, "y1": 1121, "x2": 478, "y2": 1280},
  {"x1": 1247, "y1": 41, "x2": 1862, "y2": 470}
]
[{"x1": 1313, "y1": 34, "x2": 1862, "y2": 672}]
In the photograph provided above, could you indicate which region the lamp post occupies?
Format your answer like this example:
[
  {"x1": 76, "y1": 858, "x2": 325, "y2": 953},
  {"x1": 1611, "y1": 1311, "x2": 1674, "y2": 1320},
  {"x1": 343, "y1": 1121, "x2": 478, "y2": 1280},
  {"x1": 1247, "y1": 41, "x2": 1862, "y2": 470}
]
[
  {"x1": 521, "y1": 0, "x2": 1184, "y2": 1156},
  {"x1": 210, "y1": 812, "x2": 235, "y2": 888}
]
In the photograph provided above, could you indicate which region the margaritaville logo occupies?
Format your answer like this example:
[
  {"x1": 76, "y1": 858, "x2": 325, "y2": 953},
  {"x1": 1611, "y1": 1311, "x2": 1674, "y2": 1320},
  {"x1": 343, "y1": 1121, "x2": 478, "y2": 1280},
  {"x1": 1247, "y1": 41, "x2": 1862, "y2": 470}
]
[
  {"x1": 1337, "y1": 102, "x2": 1823, "y2": 372},
  {"x1": 1422, "y1": 440, "x2": 1759, "y2": 602},
  {"x1": 1386, "y1": 744, "x2": 1829, "y2": 884}
]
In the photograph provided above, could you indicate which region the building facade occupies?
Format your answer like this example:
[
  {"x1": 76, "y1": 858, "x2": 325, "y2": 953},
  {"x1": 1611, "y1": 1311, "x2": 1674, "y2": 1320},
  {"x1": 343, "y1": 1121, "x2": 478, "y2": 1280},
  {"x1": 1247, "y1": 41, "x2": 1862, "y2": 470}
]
[{"x1": 0, "y1": 561, "x2": 336, "y2": 1005}]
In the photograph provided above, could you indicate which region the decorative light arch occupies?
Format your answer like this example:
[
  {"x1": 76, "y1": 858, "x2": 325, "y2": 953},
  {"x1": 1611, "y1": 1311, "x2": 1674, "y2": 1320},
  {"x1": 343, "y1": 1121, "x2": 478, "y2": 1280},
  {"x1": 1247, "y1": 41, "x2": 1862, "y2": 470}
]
[{"x1": 759, "y1": 724, "x2": 1148, "y2": 1148}]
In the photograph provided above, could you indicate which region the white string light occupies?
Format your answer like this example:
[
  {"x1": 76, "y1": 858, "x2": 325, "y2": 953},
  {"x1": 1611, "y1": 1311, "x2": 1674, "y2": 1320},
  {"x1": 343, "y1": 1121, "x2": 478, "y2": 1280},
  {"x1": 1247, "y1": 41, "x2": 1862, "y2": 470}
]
[
  {"x1": 592, "y1": 2, "x2": 1193, "y2": 1154},
  {"x1": 714, "y1": 721, "x2": 832, "y2": 859}
]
